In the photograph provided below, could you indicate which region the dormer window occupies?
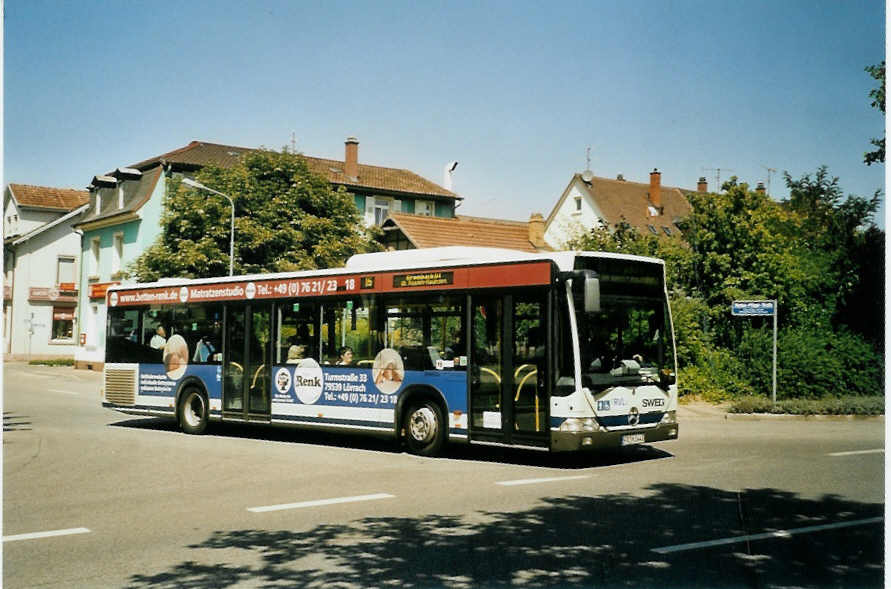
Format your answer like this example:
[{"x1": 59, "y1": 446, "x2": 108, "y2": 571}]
[{"x1": 647, "y1": 205, "x2": 660, "y2": 217}]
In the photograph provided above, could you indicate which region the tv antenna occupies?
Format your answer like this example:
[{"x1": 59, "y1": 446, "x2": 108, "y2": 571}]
[
  {"x1": 290, "y1": 131, "x2": 297, "y2": 153},
  {"x1": 761, "y1": 165, "x2": 776, "y2": 195},
  {"x1": 581, "y1": 146, "x2": 594, "y2": 182},
  {"x1": 702, "y1": 167, "x2": 734, "y2": 191}
]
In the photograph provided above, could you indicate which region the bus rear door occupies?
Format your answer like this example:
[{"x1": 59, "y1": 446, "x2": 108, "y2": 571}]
[{"x1": 222, "y1": 303, "x2": 272, "y2": 421}]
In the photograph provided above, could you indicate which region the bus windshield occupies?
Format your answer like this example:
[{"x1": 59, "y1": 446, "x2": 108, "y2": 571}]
[
  {"x1": 576, "y1": 294, "x2": 674, "y2": 388},
  {"x1": 567, "y1": 256, "x2": 676, "y2": 390}
]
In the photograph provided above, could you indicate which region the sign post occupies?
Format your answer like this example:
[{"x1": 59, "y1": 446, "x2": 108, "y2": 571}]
[{"x1": 731, "y1": 300, "x2": 778, "y2": 405}]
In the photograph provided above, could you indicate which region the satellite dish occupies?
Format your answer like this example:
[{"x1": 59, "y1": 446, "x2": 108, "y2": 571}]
[{"x1": 581, "y1": 169, "x2": 594, "y2": 182}]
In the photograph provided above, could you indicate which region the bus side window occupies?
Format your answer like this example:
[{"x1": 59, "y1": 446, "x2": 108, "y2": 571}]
[
  {"x1": 321, "y1": 298, "x2": 376, "y2": 366},
  {"x1": 177, "y1": 303, "x2": 224, "y2": 364},
  {"x1": 277, "y1": 302, "x2": 318, "y2": 364}
]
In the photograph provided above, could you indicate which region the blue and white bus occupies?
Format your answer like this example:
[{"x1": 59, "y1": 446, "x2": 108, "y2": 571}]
[{"x1": 102, "y1": 247, "x2": 678, "y2": 455}]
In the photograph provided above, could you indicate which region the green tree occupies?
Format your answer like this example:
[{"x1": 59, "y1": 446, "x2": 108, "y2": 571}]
[
  {"x1": 131, "y1": 149, "x2": 379, "y2": 281},
  {"x1": 783, "y1": 167, "x2": 883, "y2": 343},
  {"x1": 864, "y1": 61, "x2": 885, "y2": 165}
]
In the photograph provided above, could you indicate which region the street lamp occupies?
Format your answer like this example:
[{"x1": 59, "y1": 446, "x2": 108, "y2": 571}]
[{"x1": 181, "y1": 178, "x2": 235, "y2": 276}]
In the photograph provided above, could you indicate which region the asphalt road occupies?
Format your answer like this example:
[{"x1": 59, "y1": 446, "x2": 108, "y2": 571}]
[{"x1": 3, "y1": 362, "x2": 885, "y2": 588}]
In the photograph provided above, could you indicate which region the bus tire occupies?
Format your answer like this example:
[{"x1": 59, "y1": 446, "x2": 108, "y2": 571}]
[
  {"x1": 404, "y1": 400, "x2": 445, "y2": 456},
  {"x1": 178, "y1": 387, "x2": 208, "y2": 435}
]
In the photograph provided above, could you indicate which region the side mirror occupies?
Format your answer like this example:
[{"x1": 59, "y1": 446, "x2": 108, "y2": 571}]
[{"x1": 584, "y1": 275, "x2": 601, "y2": 313}]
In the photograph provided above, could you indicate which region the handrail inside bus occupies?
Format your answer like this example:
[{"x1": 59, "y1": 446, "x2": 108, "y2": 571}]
[{"x1": 515, "y1": 369, "x2": 540, "y2": 432}]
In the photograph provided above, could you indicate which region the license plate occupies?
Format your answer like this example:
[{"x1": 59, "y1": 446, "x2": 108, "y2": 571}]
[{"x1": 621, "y1": 433, "x2": 646, "y2": 446}]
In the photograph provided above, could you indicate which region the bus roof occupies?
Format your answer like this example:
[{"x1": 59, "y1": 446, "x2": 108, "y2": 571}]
[
  {"x1": 345, "y1": 246, "x2": 664, "y2": 273},
  {"x1": 108, "y1": 247, "x2": 663, "y2": 292}
]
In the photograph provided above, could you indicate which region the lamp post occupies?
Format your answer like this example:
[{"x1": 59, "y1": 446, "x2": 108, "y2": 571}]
[{"x1": 181, "y1": 178, "x2": 235, "y2": 276}]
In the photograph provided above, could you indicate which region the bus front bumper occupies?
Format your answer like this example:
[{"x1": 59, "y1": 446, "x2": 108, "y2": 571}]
[{"x1": 550, "y1": 423, "x2": 679, "y2": 452}]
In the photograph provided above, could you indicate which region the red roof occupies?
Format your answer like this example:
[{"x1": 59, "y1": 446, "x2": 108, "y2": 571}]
[
  {"x1": 131, "y1": 141, "x2": 458, "y2": 200},
  {"x1": 7, "y1": 184, "x2": 89, "y2": 211},
  {"x1": 382, "y1": 213, "x2": 547, "y2": 252}
]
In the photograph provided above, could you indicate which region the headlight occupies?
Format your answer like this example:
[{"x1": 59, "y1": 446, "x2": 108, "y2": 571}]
[
  {"x1": 660, "y1": 410, "x2": 677, "y2": 424},
  {"x1": 559, "y1": 418, "x2": 598, "y2": 433}
]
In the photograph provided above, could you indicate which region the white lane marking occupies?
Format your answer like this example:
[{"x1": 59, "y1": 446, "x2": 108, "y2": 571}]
[
  {"x1": 3, "y1": 527, "x2": 91, "y2": 542},
  {"x1": 828, "y1": 448, "x2": 884, "y2": 457},
  {"x1": 496, "y1": 475, "x2": 590, "y2": 487},
  {"x1": 652, "y1": 517, "x2": 883, "y2": 555},
  {"x1": 248, "y1": 493, "x2": 395, "y2": 513}
]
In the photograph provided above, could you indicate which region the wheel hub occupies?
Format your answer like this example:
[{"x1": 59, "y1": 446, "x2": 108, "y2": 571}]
[{"x1": 409, "y1": 407, "x2": 436, "y2": 443}]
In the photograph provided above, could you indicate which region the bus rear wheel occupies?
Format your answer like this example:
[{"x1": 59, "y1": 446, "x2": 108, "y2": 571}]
[
  {"x1": 179, "y1": 388, "x2": 208, "y2": 435},
  {"x1": 404, "y1": 401, "x2": 445, "y2": 456}
]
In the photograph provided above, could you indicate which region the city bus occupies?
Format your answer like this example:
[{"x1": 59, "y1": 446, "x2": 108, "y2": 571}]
[{"x1": 102, "y1": 247, "x2": 678, "y2": 455}]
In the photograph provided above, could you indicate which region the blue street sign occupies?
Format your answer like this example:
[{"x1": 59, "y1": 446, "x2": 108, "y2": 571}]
[{"x1": 731, "y1": 300, "x2": 776, "y2": 316}]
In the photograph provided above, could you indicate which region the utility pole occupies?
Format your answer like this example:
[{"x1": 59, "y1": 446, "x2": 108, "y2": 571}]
[
  {"x1": 762, "y1": 166, "x2": 777, "y2": 195},
  {"x1": 702, "y1": 167, "x2": 734, "y2": 192}
]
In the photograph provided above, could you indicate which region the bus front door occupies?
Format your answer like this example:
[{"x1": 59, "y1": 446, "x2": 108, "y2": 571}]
[
  {"x1": 223, "y1": 304, "x2": 272, "y2": 421},
  {"x1": 469, "y1": 293, "x2": 548, "y2": 448}
]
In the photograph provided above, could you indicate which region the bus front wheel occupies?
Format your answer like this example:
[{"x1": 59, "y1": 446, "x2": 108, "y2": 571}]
[
  {"x1": 178, "y1": 388, "x2": 208, "y2": 435},
  {"x1": 404, "y1": 401, "x2": 445, "y2": 456}
]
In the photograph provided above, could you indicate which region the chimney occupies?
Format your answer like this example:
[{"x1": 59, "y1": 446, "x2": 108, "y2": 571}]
[
  {"x1": 528, "y1": 213, "x2": 546, "y2": 249},
  {"x1": 756, "y1": 182, "x2": 766, "y2": 195},
  {"x1": 649, "y1": 168, "x2": 662, "y2": 214},
  {"x1": 344, "y1": 136, "x2": 359, "y2": 180},
  {"x1": 697, "y1": 176, "x2": 708, "y2": 192}
]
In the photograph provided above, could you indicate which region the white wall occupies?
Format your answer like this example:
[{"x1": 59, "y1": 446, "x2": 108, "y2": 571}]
[
  {"x1": 544, "y1": 178, "x2": 606, "y2": 249},
  {"x1": 6, "y1": 218, "x2": 83, "y2": 359}
]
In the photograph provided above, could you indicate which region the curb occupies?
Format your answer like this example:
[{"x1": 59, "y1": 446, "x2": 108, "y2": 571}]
[{"x1": 724, "y1": 412, "x2": 884, "y2": 422}]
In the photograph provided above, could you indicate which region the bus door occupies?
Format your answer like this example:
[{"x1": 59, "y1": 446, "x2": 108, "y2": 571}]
[
  {"x1": 469, "y1": 292, "x2": 549, "y2": 447},
  {"x1": 223, "y1": 303, "x2": 273, "y2": 421}
]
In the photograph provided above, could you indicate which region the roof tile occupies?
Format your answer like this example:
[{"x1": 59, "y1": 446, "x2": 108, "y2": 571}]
[
  {"x1": 383, "y1": 213, "x2": 545, "y2": 252},
  {"x1": 131, "y1": 141, "x2": 458, "y2": 200},
  {"x1": 8, "y1": 184, "x2": 89, "y2": 211}
]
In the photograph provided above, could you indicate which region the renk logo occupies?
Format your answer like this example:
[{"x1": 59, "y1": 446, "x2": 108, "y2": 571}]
[{"x1": 293, "y1": 358, "x2": 324, "y2": 405}]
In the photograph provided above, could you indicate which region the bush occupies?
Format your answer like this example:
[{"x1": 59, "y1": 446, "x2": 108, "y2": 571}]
[
  {"x1": 735, "y1": 326, "x2": 882, "y2": 399},
  {"x1": 729, "y1": 395, "x2": 884, "y2": 415},
  {"x1": 28, "y1": 358, "x2": 75, "y2": 366},
  {"x1": 678, "y1": 347, "x2": 755, "y2": 401}
]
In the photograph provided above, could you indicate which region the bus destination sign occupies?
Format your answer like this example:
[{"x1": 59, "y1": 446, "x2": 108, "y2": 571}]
[
  {"x1": 393, "y1": 271, "x2": 454, "y2": 289},
  {"x1": 731, "y1": 300, "x2": 776, "y2": 316}
]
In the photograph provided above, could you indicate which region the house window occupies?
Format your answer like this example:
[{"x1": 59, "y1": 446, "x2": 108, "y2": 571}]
[
  {"x1": 662, "y1": 226, "x2": 672, "y2": 236},
  {"x1": 416, "y1": 200, "x2": 434, "y2": 216},
  {"x1": 57, "y1": 256, "x2": 76, "y2": 287},
  {"x1": 647, "y1": 225, "x2": 658, "y2": 235},
  {"x1": 90, "y1": 238, "x2": 100, "y2": 279},
  {"x1": 112, "y1": 233, "x2": 124, "y2": 275},
  {"x1": 575, "y1": 196, "x2": 582, "y2": 212},
  {"x1": 51, "y1": 307, "x2": 75, "y2": 342}
]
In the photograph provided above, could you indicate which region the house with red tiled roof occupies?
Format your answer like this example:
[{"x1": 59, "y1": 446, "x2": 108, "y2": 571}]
[
  {"x1": 4, "y1": 184, "x2": 89, "y2": 359},
  {"x1": 543, "y1": 169, "x2": 701, "y2": 248},
  {"x1": 130, "y1": 137, "x2": 461, "y2": 226},
  {"x1": 380, "y1": 212, "x2": 550, "y2": 252},
  {"x1": 73, "y1": 137, "x2": 461, "y2": 370}
]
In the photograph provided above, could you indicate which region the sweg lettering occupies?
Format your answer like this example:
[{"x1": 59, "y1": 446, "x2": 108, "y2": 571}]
[
  {"x1": 295, "y1": 375, "x2": 321, "y2": 387},
  {"x1": 642, "y1": 398, "x2": 665, "y2": 408}
]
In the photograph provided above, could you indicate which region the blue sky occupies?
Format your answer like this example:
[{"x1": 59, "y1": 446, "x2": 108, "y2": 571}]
[{"x1": 4, "y1": 0, "x2": 886, "y2": 225}]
